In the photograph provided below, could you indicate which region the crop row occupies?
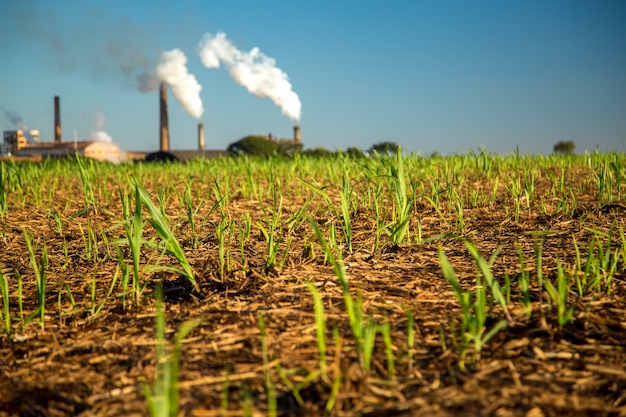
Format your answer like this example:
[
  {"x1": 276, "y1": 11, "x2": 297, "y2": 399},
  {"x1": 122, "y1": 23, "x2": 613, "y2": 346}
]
[{"x1": 0, "y1": 149, "x2": 625, "y2": 415}]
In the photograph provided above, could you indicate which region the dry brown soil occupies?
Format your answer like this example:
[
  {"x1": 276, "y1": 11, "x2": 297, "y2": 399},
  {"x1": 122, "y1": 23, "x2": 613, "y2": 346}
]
[{"x1": 0, "y1": 159, "x2": 625, "y2": 416}]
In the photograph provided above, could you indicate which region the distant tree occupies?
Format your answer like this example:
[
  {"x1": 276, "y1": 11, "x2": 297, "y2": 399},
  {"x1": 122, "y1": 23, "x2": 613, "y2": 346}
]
[
  {"x1": 276, "y1": 139, "x2": 303, "y2": 156},
  {"x1": 227, "y1": 135, "x2": 277, "y2": 156},
  {"x1": 553, "y1": 140, "x2": 576, "y2": 155},
  {"x1": 345, "y1": 147, "x2": 365, "y2": 158},
  {"x1": 227, "y1": 135, "x2": 304, "y2": 157},
  {"x1": 369, "y1": 141, "x2": 399, "y2": 155},
  {"x1": 302, "y1": 147, "x2": 335, "y2": 158}
]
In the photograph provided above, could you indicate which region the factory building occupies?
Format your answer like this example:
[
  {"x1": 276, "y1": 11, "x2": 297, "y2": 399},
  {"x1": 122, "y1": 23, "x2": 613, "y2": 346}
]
[
  {"x1": 1, "y1": 96, "x2": 126, "y2": 163},
  {"x1": 2, "y1": 130, "x2": 124, "y2": 163},
  {"x1": 2, "y1": 129, "x2": 125, "y2": 163},
  {"x1": 2, "y1": 88, "x2": 295, "y2": 163}
]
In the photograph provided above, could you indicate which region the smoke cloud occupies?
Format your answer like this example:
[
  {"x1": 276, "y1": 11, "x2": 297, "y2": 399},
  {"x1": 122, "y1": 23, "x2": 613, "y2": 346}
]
[
  {"x1": 94, "y1": 109, "x2": 106, "y2": 130},
  {"x1": 1, "y1": 1, "x2": 158, "y2": 90},
  {"x1": 137, "y1": 49, "x2": 204, "y2": 120},
  {"x1": 155, "y1": 49, "x2": 204, "y2": 120},
  {"x1": 87, "y1": 130, "x2": 113, "y2": 144},
  {"x1": 1, "y1": 106, "x2": 30, "y2": 132},
  {"x1": 1, "y1": 1, "x2": 206, "y2": 122},
  {"x1": 198, "y1": 31, "x2": 301, "y2": 123},
  {"x1": 1, "y1": 106, "x2": 37, "y2": 142},
  {"x1": 87, "y1": 110, "x2": 113, "y2": 143}
]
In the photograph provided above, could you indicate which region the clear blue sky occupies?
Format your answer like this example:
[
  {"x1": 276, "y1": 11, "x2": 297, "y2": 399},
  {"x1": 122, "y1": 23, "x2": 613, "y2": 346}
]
[{"x1": 1, "y1": 0, "x2": 625, "y2": 155}]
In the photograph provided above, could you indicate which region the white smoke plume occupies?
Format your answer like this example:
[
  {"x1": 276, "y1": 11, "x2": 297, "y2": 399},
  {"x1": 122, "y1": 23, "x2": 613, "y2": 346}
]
[
  {"x1": 87, "y1": 110, "x2": 112, "y2": 143},
  {"x1": 94, "y1": 109, "x2": 106, "y2": 130},
  {"x1": 87, "y1": 130, "x2": 113, "y2": 143},
  {"x1": 151, "y1": 49, "x2": 204, "y2": 120},
  {"x1": 85, "y1": 110, "x2": 127, "y2": 163},
  {"x1": 198, "y1": 32, "x2": 301, "y2": 123},
  {"x1": 137, "y1": 49, "x2": 204, "y2": 120}
]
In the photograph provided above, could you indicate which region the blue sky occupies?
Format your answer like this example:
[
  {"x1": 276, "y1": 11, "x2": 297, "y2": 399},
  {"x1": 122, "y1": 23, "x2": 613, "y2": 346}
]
[{"x1": 1, "y1": 0, "x2": 625, "y2": 155}]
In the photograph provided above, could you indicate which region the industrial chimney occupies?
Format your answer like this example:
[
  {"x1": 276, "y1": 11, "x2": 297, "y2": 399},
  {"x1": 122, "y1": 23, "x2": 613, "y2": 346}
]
[
  {"x1": 54, "y1": 96, "x2": 62, "y2": 143},
  {"x1": 159, "y1": 82, "x2": 169, "y2": 152},
  {"x1": 198, "y1": 123, "x2": 205, "y2": 151},
  {"x1": 293, "y1": 125, "x2": 301, "y2": 144}
]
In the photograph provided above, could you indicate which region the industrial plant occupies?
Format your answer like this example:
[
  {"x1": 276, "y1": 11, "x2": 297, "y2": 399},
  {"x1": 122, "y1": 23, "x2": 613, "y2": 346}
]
[
  {"x1": 1, "y1": 96, "x2": 124, "y2": 163},
  {"x1": 144, "y1": 82, "x2": 301, "y2": 161},
  {"x1": 2, "y1": 84, "x2": 302, "y2": 163}
]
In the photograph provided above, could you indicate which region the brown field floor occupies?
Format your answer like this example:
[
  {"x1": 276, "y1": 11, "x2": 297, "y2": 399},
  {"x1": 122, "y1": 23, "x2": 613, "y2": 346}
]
[{"x1": 0, "y1": 158, "x2": 625, "y2": 416}]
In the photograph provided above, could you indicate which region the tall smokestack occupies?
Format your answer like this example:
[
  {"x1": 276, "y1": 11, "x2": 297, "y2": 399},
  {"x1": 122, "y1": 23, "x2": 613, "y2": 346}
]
[
  {"x1": 159, "y1": 82, "x2": 169, "y2": 152},
  {"x1": 293, "y1": 125, "x2": 301, "y2": 144},
  {"x1": 54, "y1": 96, "x2": 62, "y2": 143},
  {"x1": 198, "y1": 123, "x2": 205, "y2": 151}
]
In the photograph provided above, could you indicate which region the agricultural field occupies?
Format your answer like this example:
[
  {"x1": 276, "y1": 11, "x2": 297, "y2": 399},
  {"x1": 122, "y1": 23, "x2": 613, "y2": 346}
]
[{"x1": 0, "y1": 150, "x2": 625, "y2": 416}]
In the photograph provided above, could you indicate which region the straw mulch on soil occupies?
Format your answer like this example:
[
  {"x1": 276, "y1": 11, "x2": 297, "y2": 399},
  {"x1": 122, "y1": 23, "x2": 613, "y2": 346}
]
[{"x1": 0, "y1": 160, "x2": 625, "y2": 417}]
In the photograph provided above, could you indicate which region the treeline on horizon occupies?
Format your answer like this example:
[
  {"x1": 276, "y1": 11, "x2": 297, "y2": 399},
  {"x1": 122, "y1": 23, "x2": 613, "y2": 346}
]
[{"x1": 226, "y1": 136, "x2": 581, "y2": 158}]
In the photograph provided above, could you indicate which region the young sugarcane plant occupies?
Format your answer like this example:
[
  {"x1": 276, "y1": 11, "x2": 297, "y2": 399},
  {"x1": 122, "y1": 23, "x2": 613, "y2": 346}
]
[
  {"x1": 383, "y1": 146, "x2": 412, "y2": 246},
  {"x1": 257, "y1": 313, "x2": 277, "y2": 417},
  {"x1": 308, "y1": 216, "x2": 378, "y2": 369},
  {"x1": 305, "y1": 281, "x2": 328, "y2": 379},
  {"x1": 0, "y1": 162, "x2": 8, "y2": 217},
  {"x1": 0, "y1": 269, "x2": 10, "y2": 334},
  {"x1": 183, "y1": 182, "x2": 202, "y2": 249},
  {"x1": 465, "y1": 242, "x2": 514, "y2": 325},
  {"x1": 134, "y1": 180, "x2": 196, "y2": 287},
  {"x1": 118, "y1": 182, "x2": 148, "y2": 305},
  {"x1": 144, "y1": 286, "x2": 201, "y2": 417},
  {"x1": 75, "y1": 155, "x2": 97, "y2": 210},
  {"x1": 300, "y1": 177, "x2": 353, "y2": 255},
  {"x1": 24, "y1": 229, "x2": 48, "y2": 329},
  {"x1": 256, "y1": 185, "x2": 284, "y2": 271},
  {"x1": 438, "y1": 244, "x2": 509, "y2": 370},
  {"x1": 338, "y1": 171, "x2": 354, "y2": 253},
  {"x1": 542, "y1": 261, "x2": 575, "y2": 329}
]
